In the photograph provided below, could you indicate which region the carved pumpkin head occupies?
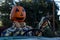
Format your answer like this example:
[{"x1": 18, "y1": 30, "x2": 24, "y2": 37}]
[{"x1": 10, "y1": 6, "x2": 26, "y2": 22}]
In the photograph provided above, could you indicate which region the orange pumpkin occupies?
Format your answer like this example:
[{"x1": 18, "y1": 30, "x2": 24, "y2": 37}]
[{"x1": 10, "y1": 6, "x2": 26, "y2": 22}]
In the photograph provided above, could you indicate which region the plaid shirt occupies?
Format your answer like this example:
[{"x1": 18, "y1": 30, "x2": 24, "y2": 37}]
[{"x1": 1, "y1": 25, "x2": 32, "y2": 36}]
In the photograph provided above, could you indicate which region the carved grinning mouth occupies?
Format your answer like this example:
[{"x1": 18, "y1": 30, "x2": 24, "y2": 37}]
[{"x1": 16, "y1": 18, "x2": 24, "y2": 20}]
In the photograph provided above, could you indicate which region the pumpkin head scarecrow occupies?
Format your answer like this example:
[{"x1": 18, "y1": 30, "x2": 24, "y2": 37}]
[{"x1": 10, "y1": 6, "x2": 26, "y2": 22}]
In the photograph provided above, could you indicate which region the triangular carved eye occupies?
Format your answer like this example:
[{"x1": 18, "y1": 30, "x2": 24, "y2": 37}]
[{"x1": 16, "y1": 8, "x2": 19, "y2": 12}]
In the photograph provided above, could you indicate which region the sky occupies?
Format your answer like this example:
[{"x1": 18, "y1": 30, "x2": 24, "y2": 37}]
[
  {"x1": 54, "y1": 0, "x2": 60, "y2": 20},
  {"x1": 54, "y1": 0, "x2": 60, "y2": 15}
]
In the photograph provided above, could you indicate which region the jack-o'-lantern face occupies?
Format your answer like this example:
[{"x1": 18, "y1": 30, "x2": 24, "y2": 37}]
[{"x1": 10, "y1": 6, "x2": 26, "y2": 22}]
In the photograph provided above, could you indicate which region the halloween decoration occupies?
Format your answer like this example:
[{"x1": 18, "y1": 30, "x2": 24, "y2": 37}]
[{"x1": 10, "y1": 6, "x2": 26, "y2": 22}]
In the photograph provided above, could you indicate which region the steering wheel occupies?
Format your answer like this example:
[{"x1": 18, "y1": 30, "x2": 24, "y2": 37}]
[{"x1": 23, "y1": 29, "x2": 42, "y2": 36}]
